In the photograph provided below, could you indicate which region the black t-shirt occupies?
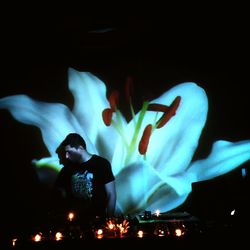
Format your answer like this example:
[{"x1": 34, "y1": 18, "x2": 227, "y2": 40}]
[{"x1": 55, "y1": 154, "x2": 115, "y2": 220}]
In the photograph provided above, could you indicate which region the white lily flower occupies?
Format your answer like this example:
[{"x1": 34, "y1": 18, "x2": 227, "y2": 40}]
[{"x1": 0, "y1": 68, "x2": 249, "y2": 216}]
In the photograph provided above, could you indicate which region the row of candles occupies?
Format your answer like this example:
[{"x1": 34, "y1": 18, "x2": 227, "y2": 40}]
[{"x1": 11, "y1": 210, "x2": 190, "y2": 247}]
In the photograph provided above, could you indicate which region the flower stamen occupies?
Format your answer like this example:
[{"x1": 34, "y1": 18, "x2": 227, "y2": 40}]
[
  {"x1": 148, "y1": 103, "x2": 169, "y2": 113},
  {"x1": 156, "y1": 96, "x2": 181, "y2": 128},
  {"x1": 102, "y1": 90, "x2": 120, "y2": 126},
  {"x1": 102, "y1": 108, "x2": 113, "y2": 126},
  {"x1": 139, "y1": 124, "x2": 153, "y2": 155},
  {"x1": 102, "y1": 82, "x2": 181, "y2": 162},
  {"x1": 109, "y1": 90, "x2": 119, "y2": 110}
]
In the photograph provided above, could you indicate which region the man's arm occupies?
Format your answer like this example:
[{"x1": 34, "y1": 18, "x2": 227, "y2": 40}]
[{"x1": 105, "y1": 180, "x2": 116, "y2": 218}]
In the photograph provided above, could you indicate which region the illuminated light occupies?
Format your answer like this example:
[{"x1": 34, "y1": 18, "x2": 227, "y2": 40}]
[
  {"x1": 137, "y1": 230, "x2": 144, "y2": 238},
  {"x1": 158, "y1": 230, "x2": 165, "y2": 237},
  {"x1": 154, "y1": 224, "x2": 170, "y2": 237},
  {"x1": 68, "y1": 212, "x2": 75, "y2": 221},
  {"x1": 95, "y1": 229, "x2": 104, "y2": 239},
  {"x1": 106, "y1": 219, "x2": 116, "y2": 230},
  {"x1": 231, "y1": 209, "x2": 236, "y2": 216},
  {"x1": 1, "y1": 68, "x2": 250, "y2": 216},
  {"x1": 154, "y1": 209, "x2": 161, "y2": 217},
  {"x1": 55, "y1": 232, "x2": 63, "y2": 241},
  {"x1": 12, "y1": 238, "x2": 17, "y2": 247},
  {"x1": 105, "y1": 219, "x2": 118, "y2": 237},
  {"x1": 241, "y1": 168, "x2": 247, "y2": 178},
  {"x1": 175, "y1": 228, "x2": 183, "y2": 237},
  {"x1": 117, "y1": 219, "x2": 130, "y2": 235},
  {"x1": 33, "y1": 233, "x2": 42, "y2": 242}
]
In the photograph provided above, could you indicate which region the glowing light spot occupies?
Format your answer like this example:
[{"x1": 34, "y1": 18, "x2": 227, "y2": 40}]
[
  {"x1": 68, "y1": 212, "x2": 75, "y2": 221},
  {"x1": 33, "y1": 233, "x2": 42, "y2": 242},
  {"x1": 154, "y1": 209, "x2": 160, "y2": 217},
  {"x1": 175, "y1": 228, "x2": 183, "y2": 237},
  {"x1": 137, "y1": 230, "x2": 144, "y2": 238},
  {"x1": 95, "y1": 229, "x2": 104, "y2": 239},
  {"x1": 55, "y1": 232, "x2": 63, "y2": 241}
]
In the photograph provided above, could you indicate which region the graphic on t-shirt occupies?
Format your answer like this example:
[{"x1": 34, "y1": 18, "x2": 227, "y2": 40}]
[{"x1": 71, "y1": 170, "x2": 93, "y2": 199}]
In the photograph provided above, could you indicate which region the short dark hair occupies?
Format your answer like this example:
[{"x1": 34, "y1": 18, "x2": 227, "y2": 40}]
[
  {"x1": 56, "y1": 133, "x2": 86, "y2": 152},
  {"x1": 56, "y1": 133, "x2": 86, "y2": 163}
]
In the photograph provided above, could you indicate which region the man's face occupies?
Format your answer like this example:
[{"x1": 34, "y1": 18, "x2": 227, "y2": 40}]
[{"x1": 64, "y1": 145, "x2": 82, "y2": 163}]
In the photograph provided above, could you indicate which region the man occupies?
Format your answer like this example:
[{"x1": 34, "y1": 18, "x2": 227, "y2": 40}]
[{"x1": 55, "y1": 133, "x2": 116, "y2": 224}]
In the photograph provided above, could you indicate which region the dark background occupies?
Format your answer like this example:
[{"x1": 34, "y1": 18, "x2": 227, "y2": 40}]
[{"x1": 0, "y1": 10, "x2": 249, "y2": 239}]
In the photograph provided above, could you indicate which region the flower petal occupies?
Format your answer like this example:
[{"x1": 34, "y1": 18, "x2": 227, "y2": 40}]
[
  {"x1": 146, "y1": 184, "x2": 189, "y2": 214},
  {"x1": 139, "y1": 82, "x2": 208, "y2": 177},
  {"x1": 68, "y1": 68, "x2": 125, "y2": 160},
  {"x1": 32, "y1": 156, "x2": 62, "y2": 171},
  {"x1": 32, "y1": 157, "x2": 60, "y2": 187},
  {"x1": 115, "y1": 160, "x2": 191, "y2": 215},
  {"x1": 0, "y1": 94, "x2": 91, "y2": 167},
  {"x1": 115, "y1": 161, "x2": 161, "y2": 215},
  {"x1": 112, "y1": 82, "x2": 208, "y2": 177},
  {"x1": 188, "y1": 140, "x2": 250, "y2": 182}
]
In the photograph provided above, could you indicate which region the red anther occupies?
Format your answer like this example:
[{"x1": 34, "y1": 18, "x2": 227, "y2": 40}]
[
  {"x1": 102, "y1": 108, "x2": 114, "y2": 126},
  {"x1": 148, "y1": 103, "x2": 169, "y2": 112},
  {"x1": 139, "y1": 124, "x2": 153, "y2": 155},
  {"x1": 109, "y1": 90, "x2": 119, "y2": 111},
  {"x1": 156, "y1": 96, "x2": 181, "y2": 129}
]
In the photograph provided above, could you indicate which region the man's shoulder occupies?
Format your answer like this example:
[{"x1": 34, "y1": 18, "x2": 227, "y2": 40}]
[
  {"x1": 92, "y1": 154, "x2": 108, "y2": 161},
  {"x1": 92, "y1": 155, "x2": 111, "y2": 166},
  {"x1": 57, "y1": 165, "x2": 73, "y2": 176}
]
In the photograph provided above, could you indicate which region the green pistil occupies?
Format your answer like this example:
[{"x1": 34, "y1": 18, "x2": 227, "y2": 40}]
[
  {"x1": 125, "y1": 101, "x2": 149, "y2": 164},
  {"x1": 109, "y1": 100, "x2": 166, "y2": 164},
  {"x1": 111, "y1": 109, "x2": 129, "y2": 149}
]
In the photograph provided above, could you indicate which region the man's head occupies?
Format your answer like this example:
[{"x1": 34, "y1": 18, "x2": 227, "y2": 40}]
[{"x1": 56, "y1": 133, "x2": 87, "y2": 165}]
